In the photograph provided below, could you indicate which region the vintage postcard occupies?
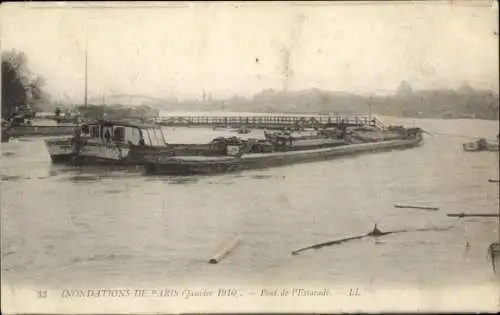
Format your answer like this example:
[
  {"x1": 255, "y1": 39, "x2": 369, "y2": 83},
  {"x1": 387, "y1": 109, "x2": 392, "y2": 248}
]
[{"x1": 1, "y1": 1, "x2": 499, "y2": 314}]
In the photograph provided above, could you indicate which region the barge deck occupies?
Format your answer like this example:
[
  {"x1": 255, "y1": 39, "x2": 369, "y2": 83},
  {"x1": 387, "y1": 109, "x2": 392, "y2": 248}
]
[{"x1": 143, "y1": 132, "x2": 423, "y2": 176}]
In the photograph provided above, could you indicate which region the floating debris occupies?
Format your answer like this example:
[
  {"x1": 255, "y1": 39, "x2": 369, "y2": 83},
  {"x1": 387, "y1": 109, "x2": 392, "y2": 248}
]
[
  {"x1": 207, "y1": 181, "x2": 233, "y2": 185},
  {"x1": 68, "y1": 175, "x2": 103, "y2": 182},
  {"x1": 70, "y1": 253, "x2": 132, "y2": 264},
  {"x1": 488, "y1": 242, "x2": 500, "y2": 273},
  {"x1": 447, "y1": 213, "x2": 499, "y2": 218},
  {"x1": 1, "y1": 175, "x2": 25, "y2": 181},
  {"x1": 48, "y1": 170, "x2": 59, "y2": 177},
  {"x1": 488, "y1": 179, "x2": 499, "y2": 183},
  {"x1": 250, "y1": 174, "x2": 273, "y2": 180},
  {"x1": 209, "y1": 235, "x2": 241, "y2": 264},
  {"x1": 291, "y1": 224, "x2": 453, "y2": 256},
  {"x1": 104, "y1": 189, "x2": 123, "y2": 194},
  {"x1": 394, "y1": 204, "x2": 439, "y2": 211},
  {"x1": 168, "y1": 177, "x2": 199, "y2": 185},
  {"x1": 1, "y1": 251, "x2": 15, "y2": 258}
]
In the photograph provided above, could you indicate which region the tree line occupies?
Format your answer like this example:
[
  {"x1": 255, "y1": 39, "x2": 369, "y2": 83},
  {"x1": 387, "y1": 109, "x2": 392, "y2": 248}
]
[
  {"x1": 1, "y1": 49, "x2": 49, "y2": 120},
  {"x1": 159, "y1": 83, "x2": 499, "y2": 120},
  {"x1": 3, "y1": 50, "x2": 498, "y2": 121}
]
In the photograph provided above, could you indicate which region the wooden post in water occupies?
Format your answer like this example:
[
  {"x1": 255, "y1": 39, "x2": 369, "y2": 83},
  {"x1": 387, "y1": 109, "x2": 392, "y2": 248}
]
[
  {"x1": 208, "y1": 235, "x2": 241, "y2": 264},
  {"x1": 448, "y1": 210, "x2": 500, "y2": 274}
]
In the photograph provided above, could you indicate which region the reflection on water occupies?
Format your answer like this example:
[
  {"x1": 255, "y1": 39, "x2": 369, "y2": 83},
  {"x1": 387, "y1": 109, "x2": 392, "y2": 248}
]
[{"x1": 0, "y1": 116, "x2": 499, "y2": 293}]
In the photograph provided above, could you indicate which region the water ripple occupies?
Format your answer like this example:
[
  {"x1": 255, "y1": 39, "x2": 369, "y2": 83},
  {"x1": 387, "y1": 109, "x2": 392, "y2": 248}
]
[{"x1": 1, "y1": 120, "x2": 499, "y2": 289}]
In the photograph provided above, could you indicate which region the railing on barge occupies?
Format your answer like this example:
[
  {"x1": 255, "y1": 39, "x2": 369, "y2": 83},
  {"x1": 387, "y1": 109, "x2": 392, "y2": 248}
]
[{"x1": 154, "y1": 114, "x2": 385, "y2": 130}]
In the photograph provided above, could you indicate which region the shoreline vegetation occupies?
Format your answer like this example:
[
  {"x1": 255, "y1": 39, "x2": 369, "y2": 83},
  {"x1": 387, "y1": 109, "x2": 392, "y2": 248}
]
[{"x1": 70, "y1": 83, "x2": 499, "y2": 121}]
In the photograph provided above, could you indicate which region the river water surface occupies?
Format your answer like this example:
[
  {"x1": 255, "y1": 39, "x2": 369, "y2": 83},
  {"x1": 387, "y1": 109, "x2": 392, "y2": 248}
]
[{"x1": 1, "y1": 115, "x2": 499, "y2": 311}]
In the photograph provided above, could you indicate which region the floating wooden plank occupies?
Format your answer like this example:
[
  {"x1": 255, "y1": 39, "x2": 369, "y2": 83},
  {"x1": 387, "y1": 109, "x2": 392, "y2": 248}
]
[
  {"x1": 394, "y1": 204, "x2": 440, "y2": 211},
  {"x1": 488, "y1": 179, "x2": 500, "y2": 183},
  {"x1": 292, "y1": 234, "x2": 368, "y2": 256},
  {"x1": 447, "y1": 213, "x2": 499, "y2": 218},
  {"x1": 208, "y1": 235, "x2": 241, "y2": 264},
  {"x1": 291, "y1": 225, "x2": 453, "y2": 256}
]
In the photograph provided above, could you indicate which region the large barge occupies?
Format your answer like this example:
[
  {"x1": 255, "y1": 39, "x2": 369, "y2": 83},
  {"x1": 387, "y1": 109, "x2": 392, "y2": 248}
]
[
  {"x1": 142, "y1": 125, "x2": 423, "y2": 176},
  {"x1": 2, "y1": 117, "x2": 77, "y2": 140},
  {"x1": 1, "y1": 106, "x2": 79, "y2": 141},
  {"x1": 44, "y1": 119, "x2": 423, "y2": 175},
  {"x1": 6, "y1": 123, "x2": 77, "y2": 138},
  {"x1": 45, "y1": 120, "x2": 169, "y2": 164}
]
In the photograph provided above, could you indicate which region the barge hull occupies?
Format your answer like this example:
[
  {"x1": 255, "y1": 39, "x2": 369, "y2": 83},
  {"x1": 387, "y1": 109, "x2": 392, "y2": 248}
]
[
  {"x1": 46, "y1": 139, "x2": 161, "y2": 166},
  {"x1": 144, "y1": 136, "x2": 423, "y2": 176}
]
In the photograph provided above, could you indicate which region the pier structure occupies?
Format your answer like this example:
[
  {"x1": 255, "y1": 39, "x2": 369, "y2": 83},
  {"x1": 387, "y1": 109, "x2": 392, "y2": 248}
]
[{"x1": 154, "y1": 114, "x2": 385, "y2": 130}]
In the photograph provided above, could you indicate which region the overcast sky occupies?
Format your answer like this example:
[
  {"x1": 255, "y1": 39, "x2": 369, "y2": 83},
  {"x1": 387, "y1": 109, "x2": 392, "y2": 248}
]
[{"x1": 1, "y1": 1, "x2": 498, "y2": 103}]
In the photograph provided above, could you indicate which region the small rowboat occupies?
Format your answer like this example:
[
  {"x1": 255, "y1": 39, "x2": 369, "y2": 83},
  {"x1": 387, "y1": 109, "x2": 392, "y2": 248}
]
[{"x1": 463, "y1": 137, "x2": 499, "y2": 152}]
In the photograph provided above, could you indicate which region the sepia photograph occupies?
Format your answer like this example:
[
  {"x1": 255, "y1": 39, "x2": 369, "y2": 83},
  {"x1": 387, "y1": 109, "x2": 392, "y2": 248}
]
[{"x1": 1, "y1": 1, "x2": 499, "y2": 313}]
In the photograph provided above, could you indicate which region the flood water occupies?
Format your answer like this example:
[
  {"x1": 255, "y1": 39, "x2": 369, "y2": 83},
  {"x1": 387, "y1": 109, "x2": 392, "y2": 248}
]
[{"x1": 1, "y1": 115, "x2": 499, "y2": 309}]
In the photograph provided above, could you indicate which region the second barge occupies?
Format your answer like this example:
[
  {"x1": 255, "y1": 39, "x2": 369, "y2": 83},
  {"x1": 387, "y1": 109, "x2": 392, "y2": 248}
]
[{"x1": 143, "y1": 126, "x2": 423, "y2": 176}]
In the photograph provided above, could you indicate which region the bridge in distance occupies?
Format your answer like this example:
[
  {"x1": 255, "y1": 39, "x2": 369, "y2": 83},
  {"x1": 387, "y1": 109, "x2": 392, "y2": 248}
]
[{"x1": 86, "y1": 94, "x2": 382, "y2": 130}]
